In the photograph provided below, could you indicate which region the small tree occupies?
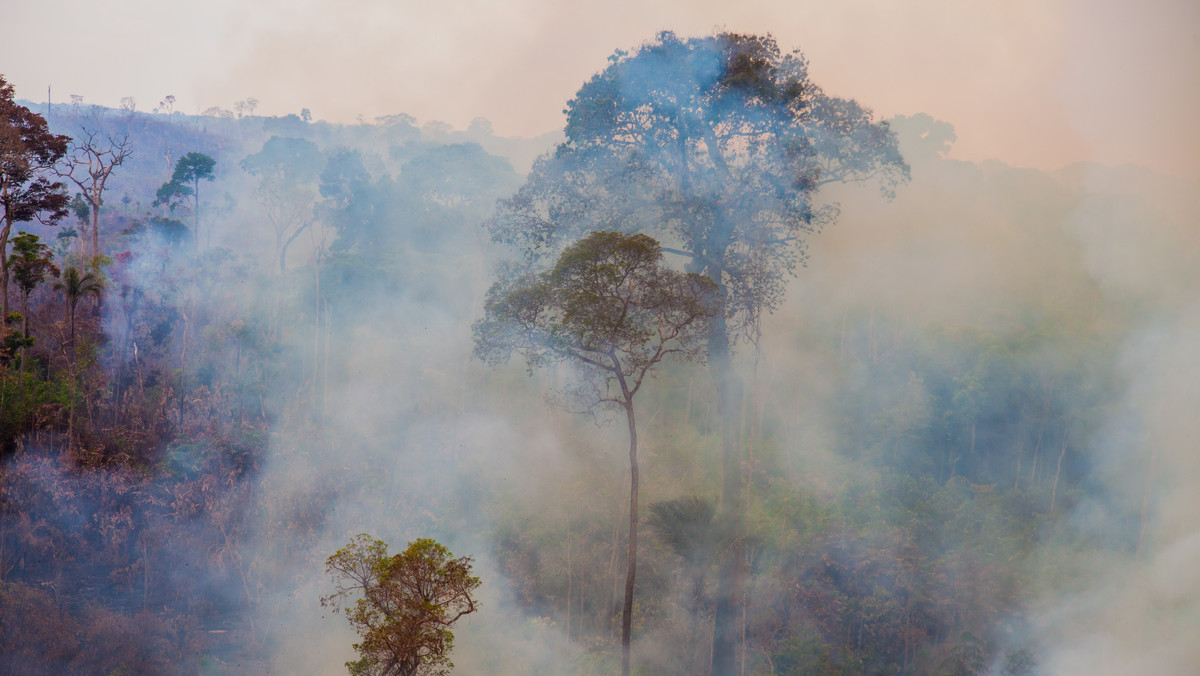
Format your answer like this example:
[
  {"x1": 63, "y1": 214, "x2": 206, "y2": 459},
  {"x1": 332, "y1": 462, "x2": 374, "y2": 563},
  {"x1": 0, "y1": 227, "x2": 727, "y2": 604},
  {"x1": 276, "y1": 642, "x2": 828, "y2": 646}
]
[
  {"x1": 322, "y1": 534, "x2": 481, "y2": 676},
  {"x1": 8, "y1": 232, "x2": 58, "y2": 371},
  {"x1": 474, "y1": 230, "x2": 718, "y2": 676},
  {"x1": 53, "y1": 265, "x2": 104, "y2": 345}
]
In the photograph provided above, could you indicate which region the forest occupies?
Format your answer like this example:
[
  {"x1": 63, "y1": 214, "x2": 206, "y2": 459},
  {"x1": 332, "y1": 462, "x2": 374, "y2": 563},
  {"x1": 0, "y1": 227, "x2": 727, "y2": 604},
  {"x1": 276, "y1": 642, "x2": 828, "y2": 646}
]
[{"x1": 1, "y1": 31, "x2": 1198, "y2": 676}]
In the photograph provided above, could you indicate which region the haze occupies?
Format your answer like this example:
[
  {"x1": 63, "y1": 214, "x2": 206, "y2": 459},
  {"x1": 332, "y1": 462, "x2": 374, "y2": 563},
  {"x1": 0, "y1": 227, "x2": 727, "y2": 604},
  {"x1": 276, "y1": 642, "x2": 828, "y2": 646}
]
[{"x1": 6, "y1": 0, "x2": 1198, "y2": 174}]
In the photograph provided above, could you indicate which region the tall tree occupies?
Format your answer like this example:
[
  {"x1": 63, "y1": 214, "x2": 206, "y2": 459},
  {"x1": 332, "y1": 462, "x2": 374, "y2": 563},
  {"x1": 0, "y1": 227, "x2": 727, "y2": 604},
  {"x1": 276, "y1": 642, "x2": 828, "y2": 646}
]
[
  {"x1": 487, "y1": 32, "x2": 907, "y2": 674},
  {"x1": 155, "y1": 152, "x2": 215, "y2": 250},
  {"x1": 241, "y1": 136, "x2": 321, "y2": 274},
  {"x1": 0, "y1": 74, "x2": 70, "y2": 319},
  {"x1": 475, "y1": 231, "x2": 717, "y2": 676},
  {"x1": 8, "y1": 232, "x2": 58, "y2": 372},
  {"x1": 58, "y1": 115, "x2": 132, "y2": 261}
]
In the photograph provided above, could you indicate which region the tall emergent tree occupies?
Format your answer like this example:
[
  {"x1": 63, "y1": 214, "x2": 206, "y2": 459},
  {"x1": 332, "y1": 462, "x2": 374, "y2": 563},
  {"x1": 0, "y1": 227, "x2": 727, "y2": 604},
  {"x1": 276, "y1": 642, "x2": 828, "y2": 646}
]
[
  {"x1": 474, "y1": 231, "x2": 718, "y2": 676},
  {"x1": 58, "y1": 115, "x2": 132, "y2": 260},
  {"x1": 241, "y1": 136, "x2": 321, "y2": 274},
  {"x1": 155, "y1": 152, "x2": 215, "y2": 249},
  {"x1": 8, "y1": 232, "x2": 58, "y2": 372},
  {"x1": 322, "y1": 534, "x2": 481, "y2": 676},
  {"x1": 487, "y1": 32, "x2": 908, "y2": 674},
  {"x1": 0, "y1": 74, "x2": 70, "y2": 319}
]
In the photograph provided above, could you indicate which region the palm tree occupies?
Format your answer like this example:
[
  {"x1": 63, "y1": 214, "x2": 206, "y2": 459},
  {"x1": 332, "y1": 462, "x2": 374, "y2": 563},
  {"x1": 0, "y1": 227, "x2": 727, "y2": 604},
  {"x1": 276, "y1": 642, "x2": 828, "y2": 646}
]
[
  {"x1": 53, "y1": 265, "x2": 104, "y2": 448},
  {"x1": 53, "y1": 265, "x2": 104, "y2": 346}
]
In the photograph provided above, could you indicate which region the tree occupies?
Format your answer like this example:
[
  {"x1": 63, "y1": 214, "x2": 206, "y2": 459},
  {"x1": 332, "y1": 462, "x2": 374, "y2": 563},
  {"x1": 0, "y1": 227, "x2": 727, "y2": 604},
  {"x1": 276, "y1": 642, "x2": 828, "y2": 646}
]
[
  {"x1": 241, "y1": 136, "x2": 321, "y2": 274},
  {"x1": 155, "y1": 152, "x2": 215, "y2": 250},
  {"x1": 8, "y1": 232, "x2": 58, "y2": 372},
  {"x1": 53, "y1": 265, "x2": 104, "y2": 346},
  {"x1": 322, "y1": 534, "x2": 481, "y2": 676},
  {"x1": 233, "y1": 98, "x2": 259, "y2": 119},
  {"x1": 0, "y1": 74, "x2": 70, "y2": 320},
  {"x1": 474, "y1": 231, "x2": 718, "y2": 676},
  {"x1": 57, "y1": 115, "x2": 132, "y2": 261},
  {"x1": 487, "y1": 32, "x2": 907, "y2": 673}
]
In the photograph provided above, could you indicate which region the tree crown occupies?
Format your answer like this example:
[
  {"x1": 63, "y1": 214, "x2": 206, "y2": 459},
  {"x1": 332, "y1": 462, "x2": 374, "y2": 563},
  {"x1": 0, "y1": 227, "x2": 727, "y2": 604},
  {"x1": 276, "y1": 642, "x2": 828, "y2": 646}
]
[
  {"x1": 323, "y1": 534, "x2": 480, "y2": 676},
  {"x1": 475, "y1": 230, "x2": 718, "y2": 410},
  {"x1": 489, "y1": 32, "x2": 908, "y2": 338}
]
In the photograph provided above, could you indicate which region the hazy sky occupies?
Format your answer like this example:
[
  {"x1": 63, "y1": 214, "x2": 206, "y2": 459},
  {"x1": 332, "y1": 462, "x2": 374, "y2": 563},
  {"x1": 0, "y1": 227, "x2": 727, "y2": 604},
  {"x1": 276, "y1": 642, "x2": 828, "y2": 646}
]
[{"x1": 6, "y1": 0, "x2": 1198, "y2": 173}]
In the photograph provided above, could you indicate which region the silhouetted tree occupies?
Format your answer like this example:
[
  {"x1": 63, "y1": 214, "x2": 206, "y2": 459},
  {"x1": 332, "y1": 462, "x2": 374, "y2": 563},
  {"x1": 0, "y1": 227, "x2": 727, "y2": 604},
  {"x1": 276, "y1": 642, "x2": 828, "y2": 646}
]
[
  {"x1": 58, "y1": 115, "x2": 132, "y2": 260},
  {"x1": 488, "y1": 33, "x2": 907, "y2": 673},
  {"x1": 241, "y1": 136, "x2": 321, "y2": 274},
  {"x1": 475, "y1": 231, "x2": 718, "y2": 676}
]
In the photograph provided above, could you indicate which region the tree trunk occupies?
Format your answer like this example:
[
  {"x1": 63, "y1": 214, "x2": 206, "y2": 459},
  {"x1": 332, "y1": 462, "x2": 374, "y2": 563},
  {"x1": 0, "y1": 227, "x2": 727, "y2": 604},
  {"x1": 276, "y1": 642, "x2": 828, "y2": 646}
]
[
  {"x1": 621, "y1": 398, "x2": 639, "y2": 676},
  {"x1": 90, "y1": 194, "x2": 100, "y2": 260},
  {"x1": 1, "y1": 213, "x2": 11, "y2": 318},
  {"x1": 1050, "y1": 428, "x2": 1068, "y2": 513},
  {"x1": 709, "y1": 305, "x2": 745, "y2": 676},
  {"x1": 193, "y1": 176, "x2": 201, "y2": 258},
  {"x1": 19, "y1": 292, "x2": 29, "y2": 374},
  {"x1": 566, "y1": 518, "x2": 572, "y2": 642}
]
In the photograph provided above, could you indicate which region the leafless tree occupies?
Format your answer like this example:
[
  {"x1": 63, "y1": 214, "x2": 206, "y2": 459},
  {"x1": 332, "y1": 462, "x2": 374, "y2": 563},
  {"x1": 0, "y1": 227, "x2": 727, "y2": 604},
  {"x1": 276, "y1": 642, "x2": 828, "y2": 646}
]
[{"x1": 57, "y1": 118, "x2": 132, "y2": 260}]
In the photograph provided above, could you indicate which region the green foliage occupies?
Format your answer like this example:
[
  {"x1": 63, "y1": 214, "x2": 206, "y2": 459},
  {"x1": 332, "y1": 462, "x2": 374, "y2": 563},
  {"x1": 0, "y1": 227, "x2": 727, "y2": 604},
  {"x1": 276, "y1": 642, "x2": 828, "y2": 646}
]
[
  {"x1": 323, "y1": 534, "x2": 481, "y2": 676},
  {"x1": 241, "y1": 136, "x2": 321, "y2": 184},
  {"x1": 490, "y1": 31, "x2": 907, "y2": 333},
  {"x1": 646, "y1": 496, "x2": 718, "y2": 570},
  {"x1": 9, "y1": 232, "x2": 58, "y2": 298},
  {"x1": 475, "y1": 231, "x2": 718, "y2": 410},
  {"x1": 170, "y1": 152, "x2": 216, "y2": 187}
]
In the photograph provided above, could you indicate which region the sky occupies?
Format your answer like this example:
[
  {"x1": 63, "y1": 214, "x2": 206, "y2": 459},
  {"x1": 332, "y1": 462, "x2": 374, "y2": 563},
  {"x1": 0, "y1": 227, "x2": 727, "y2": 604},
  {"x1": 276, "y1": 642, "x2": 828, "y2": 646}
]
[{"x1": 5, "y1": 0, "x2": 1199, "y2": 174}]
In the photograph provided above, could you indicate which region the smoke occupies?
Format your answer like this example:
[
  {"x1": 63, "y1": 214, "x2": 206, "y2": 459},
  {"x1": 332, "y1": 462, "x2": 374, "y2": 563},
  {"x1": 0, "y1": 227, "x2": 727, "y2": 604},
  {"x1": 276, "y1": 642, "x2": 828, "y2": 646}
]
[{"x1": 4, "y1": 22, "x2": 1198, "y2": 669}]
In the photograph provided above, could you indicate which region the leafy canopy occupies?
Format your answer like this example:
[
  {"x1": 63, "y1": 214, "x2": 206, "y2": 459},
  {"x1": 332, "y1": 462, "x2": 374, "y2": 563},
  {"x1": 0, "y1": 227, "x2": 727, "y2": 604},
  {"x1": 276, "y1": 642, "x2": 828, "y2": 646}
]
[
  {"x1": 489, "y1": 31, "x2": 907, "y2": 336},
  {"x1": 322, "y1": 534, "x2": 480, "y2": 676},
  {"x1": 474, "y1": 230, "x2": 718, "y2": 409},
  {"x1": 9, "y1": 232, "x2": 58, "y2": 296},
  {"x1": 0, "y1": 75, "x2": 70, "y2": 228}
]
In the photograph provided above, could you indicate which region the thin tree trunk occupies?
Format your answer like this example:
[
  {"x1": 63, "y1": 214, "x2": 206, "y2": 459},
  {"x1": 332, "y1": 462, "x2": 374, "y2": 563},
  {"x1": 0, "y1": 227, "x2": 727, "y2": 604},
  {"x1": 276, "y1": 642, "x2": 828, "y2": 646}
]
[
  {"x1": 90, "y1": 197, "x2": 100, "y2": 260},
  {"x1": 566, "y1": 517, "x2": 572, "y2": 643},
  {"x1": 19, "y1": 292, "x2": 29, "y2": 374},
  {"x1": 621, "y1": 398, "x2": 639, "y2": 676},
  {"x1": 709, "y1": 306, "x2": 745, "y2": 676},
  {"x1": 178, "y1": 309, "x2": 189, "y2": 428},
  {"x1": 0, "y1": 213, "x2": 10, "y2": 318},
  {"x1": 1050, "y1": 428, "x2": 1068, "y2": 513}
]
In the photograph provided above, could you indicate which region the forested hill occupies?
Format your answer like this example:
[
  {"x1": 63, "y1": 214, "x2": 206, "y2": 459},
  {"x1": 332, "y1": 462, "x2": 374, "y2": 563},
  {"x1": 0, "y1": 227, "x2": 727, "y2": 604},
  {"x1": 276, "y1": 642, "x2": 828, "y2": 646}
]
[{"x1": 1, "y1": 89, "x2": 1196, "y2": 676}]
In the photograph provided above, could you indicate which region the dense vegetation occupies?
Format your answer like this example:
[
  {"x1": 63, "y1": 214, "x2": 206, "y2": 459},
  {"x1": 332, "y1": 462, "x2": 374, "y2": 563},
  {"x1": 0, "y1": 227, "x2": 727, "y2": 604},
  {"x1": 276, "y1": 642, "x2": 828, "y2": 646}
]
[{"x1": 0, "y1": 36, "x2": 1196, "y2": 676}]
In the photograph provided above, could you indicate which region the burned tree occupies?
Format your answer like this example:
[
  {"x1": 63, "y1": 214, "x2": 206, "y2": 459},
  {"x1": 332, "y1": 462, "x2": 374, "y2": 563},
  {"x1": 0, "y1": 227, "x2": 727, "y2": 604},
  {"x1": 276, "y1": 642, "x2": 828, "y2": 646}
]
[{"x1": 58, "y1": 116, "x2": 132, "y2": 261}]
